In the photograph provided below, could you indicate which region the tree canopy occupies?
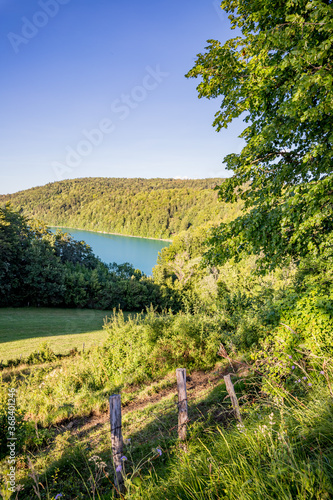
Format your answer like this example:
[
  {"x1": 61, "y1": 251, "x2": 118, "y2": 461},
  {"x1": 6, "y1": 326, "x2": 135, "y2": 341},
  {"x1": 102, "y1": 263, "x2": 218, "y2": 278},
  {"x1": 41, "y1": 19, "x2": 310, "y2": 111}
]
[
  {"x1": 186, "y1": 0, "x2": 333, "y2": 270},
  {"x1": 0, "y1": 205, "x2": 167, "y2": 310},
  {"x1": 0, "y1": 177, "x2": 230, "y2": 240}
]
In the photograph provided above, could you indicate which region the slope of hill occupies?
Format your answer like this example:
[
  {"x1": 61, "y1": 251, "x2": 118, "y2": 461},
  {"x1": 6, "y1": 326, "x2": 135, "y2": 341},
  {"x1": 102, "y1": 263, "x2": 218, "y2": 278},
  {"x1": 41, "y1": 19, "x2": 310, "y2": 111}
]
[{"x1": 0, "y1": 177, "x2": 238, "y2": 239}]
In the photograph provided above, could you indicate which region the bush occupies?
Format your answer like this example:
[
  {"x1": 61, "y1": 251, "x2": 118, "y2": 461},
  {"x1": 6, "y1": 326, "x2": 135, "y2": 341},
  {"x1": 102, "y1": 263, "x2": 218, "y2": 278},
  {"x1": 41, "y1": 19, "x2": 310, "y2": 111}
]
[
  {"x1": 26, "y1": 342, "x2": 57, "y2": 365},
  {"x1": 104, "y1": 308, "x2": 223, "y2": 385}
]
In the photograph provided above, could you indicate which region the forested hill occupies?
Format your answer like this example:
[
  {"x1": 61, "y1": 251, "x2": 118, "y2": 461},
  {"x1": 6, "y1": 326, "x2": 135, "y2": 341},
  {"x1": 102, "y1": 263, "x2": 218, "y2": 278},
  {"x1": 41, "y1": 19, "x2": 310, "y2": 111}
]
[{"x1": 0, "y1": 177, "x2": 238, "y2": 239}]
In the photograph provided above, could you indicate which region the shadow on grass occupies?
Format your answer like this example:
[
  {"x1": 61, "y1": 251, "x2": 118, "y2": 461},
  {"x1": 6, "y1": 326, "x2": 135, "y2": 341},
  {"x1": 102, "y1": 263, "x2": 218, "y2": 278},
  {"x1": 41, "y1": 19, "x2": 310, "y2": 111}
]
[
  {"x1": 0, "y1": 307, "x2": 118, "y2": 344},
  {"x1": 17, "y1": 378, "x2": 247, "y2": 499}
]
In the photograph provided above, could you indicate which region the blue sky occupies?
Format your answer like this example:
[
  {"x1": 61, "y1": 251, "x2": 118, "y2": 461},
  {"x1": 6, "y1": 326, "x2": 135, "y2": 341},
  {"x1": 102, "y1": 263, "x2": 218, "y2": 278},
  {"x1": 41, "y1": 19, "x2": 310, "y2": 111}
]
[{"x1": 0, "y1": 0, "x2": 244, "y2": 194}]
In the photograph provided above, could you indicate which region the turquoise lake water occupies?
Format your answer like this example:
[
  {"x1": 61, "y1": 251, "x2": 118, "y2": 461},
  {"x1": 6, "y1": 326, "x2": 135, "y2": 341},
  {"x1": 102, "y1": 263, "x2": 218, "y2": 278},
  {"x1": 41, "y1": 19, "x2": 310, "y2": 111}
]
[{"x1": 49, "y1": 227, "x2": 171, "y2": 276}]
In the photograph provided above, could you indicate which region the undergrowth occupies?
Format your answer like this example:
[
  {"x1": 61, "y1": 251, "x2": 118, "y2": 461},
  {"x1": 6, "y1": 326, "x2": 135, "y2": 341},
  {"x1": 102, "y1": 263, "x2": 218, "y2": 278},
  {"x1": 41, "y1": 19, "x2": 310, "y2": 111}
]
[{"x1": 0, "y1": 252, "x2": 332, "y2": 498}]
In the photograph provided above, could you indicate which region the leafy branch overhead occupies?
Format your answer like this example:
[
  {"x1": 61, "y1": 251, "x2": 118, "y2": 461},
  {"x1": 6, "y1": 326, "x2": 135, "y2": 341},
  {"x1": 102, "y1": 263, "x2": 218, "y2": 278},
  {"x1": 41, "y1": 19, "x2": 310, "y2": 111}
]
[{"x1": 186, "y1": 0, "x2": 333, "y2": 270}]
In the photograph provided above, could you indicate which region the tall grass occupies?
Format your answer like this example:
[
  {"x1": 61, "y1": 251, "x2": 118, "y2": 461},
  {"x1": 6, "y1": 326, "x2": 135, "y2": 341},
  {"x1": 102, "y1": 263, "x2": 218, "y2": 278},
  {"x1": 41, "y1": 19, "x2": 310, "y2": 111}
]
[{"x1": 129, "y1": 378, "x2": 333, "y2": 499}]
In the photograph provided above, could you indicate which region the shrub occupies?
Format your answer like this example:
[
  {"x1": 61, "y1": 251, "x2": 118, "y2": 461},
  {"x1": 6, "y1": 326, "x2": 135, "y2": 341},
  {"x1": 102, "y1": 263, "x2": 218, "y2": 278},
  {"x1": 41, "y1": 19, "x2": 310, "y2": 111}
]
[
  {"x1": 26, "y1": 342, "x2": 57, "y2": 365},
  {"x1": 104, "y1": 308, "x2": 223, "y2": 385}
]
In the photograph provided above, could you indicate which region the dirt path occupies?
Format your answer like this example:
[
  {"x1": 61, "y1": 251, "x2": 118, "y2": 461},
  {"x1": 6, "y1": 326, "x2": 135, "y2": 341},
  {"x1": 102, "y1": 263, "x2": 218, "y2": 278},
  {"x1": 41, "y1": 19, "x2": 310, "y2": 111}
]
[{"x1": 62, "y1": 362, "x2": 248, "y2": 437}]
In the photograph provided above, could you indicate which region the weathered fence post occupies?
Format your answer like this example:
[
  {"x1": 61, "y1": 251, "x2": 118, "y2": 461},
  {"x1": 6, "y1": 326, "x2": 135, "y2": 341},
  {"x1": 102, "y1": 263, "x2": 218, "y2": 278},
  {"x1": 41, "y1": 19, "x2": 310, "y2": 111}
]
[
  {"x1": 176, "y1": 368, "x2": 188, "y2": 443},
  {"x1": 109, "y1": 394, "x2": 125, "y2": 494},
  {"x1": 224, "y1": 374, "x2": 242, "y2": 424},
  {"x1": 82, "y1": 343, "x2": 85, "y2": 353}
]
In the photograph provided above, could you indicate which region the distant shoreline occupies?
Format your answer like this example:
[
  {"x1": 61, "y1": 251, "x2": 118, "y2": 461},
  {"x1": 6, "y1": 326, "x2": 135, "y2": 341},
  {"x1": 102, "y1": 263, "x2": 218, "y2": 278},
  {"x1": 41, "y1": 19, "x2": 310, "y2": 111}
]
[{"x1": 49, "y1": 225, "x2": 173, "y2": 243}]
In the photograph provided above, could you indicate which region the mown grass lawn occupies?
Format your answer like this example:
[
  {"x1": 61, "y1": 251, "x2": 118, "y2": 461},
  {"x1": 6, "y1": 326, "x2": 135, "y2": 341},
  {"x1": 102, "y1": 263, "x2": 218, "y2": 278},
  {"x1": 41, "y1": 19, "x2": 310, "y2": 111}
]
[{"x1": 0, "y1": 308, "x2": 116, "y2": 361}]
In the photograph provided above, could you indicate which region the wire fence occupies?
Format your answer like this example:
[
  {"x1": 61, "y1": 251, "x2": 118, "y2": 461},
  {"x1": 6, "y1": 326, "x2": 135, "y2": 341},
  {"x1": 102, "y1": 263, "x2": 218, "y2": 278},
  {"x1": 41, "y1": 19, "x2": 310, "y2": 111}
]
[
  {"x1": 3, "y1": 368, "x2": 254, "y2": 500},
  {"x1": 26, "y1": 369, "x2": 244, "y2": 461}
]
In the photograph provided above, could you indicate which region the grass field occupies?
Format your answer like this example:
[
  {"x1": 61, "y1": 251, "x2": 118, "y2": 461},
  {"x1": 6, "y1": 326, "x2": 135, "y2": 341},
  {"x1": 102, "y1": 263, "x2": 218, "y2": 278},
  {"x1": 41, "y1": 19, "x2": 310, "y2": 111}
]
[{"x1": 0, "y1": 308, "x2": 115, "y2": 361}]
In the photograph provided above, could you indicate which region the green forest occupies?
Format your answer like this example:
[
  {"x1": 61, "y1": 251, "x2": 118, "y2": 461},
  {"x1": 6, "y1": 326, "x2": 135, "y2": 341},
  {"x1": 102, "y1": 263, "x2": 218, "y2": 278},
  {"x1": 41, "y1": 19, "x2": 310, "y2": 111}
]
[
  {"x1": 0, "y1": 204, "x2": 173, "y2": 311},
  {"x1": 0, "y1": 178, "x2": 240, "y2": 239},
  {"x1": 1, "y1": 0, "x2": 333, "y2": 498}
]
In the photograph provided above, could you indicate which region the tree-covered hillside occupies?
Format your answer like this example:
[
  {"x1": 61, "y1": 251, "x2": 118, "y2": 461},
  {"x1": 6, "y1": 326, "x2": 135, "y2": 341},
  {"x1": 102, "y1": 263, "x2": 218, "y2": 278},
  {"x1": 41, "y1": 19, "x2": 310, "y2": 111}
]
[{"x1": 0, "y1": 177, "x2": 241, "y2": 239}]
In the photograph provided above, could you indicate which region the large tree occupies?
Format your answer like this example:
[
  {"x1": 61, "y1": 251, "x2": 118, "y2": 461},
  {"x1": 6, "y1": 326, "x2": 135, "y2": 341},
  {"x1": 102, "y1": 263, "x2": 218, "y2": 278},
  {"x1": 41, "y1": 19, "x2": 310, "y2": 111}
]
[{"x1": 187, "y1": 0, "x2": 333, "y2": 270}]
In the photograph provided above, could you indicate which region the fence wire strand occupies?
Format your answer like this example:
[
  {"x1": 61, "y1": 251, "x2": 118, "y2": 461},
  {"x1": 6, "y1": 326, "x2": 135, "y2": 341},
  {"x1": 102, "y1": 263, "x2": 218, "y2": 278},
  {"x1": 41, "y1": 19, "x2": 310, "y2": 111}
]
[{"x1": 23, "y1": 395, "x2": 238, "y2": 462}]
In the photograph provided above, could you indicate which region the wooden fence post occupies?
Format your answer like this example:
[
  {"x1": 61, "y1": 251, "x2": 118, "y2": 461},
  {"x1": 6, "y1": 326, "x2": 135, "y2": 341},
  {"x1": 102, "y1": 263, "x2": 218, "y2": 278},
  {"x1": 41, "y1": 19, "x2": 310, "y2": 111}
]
[
  {"x1": 109, "y1": 394, "x2": 125, "y2": 494},
  {"x1": 176, "y1": 368, "x2": 188, "y2": 442},
  {"x1": 224, "y1": 374, "x2": 242, "y2": 424}
]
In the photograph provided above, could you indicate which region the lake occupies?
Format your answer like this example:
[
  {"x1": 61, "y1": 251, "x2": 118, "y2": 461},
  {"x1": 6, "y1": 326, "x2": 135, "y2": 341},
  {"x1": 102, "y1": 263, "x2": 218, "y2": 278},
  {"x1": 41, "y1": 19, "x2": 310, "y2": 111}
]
[{"x1": 49, "y1": 227, "x2": 171, "y2": 276}]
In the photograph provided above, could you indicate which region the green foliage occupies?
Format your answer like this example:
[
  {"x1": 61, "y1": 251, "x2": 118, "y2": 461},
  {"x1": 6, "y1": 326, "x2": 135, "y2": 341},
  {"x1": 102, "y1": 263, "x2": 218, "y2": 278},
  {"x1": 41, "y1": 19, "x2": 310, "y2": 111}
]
[
  {"x1": 104, "y1": 309, "x2": 223, "y2": 384},
  {"x1": 0, "y1": 177, "x2": 234, "y2": 240},
  {"x1": 187, "y1": 0, "x2": 333, "y2": 270},
  {"x1": 26, "y1": 342, "x2": 57, "y2": 365},
  {"x1": 215, "y1": 253, "x2": 333, "y2": 360},
  {"x1": 61, "y1": 259, "x2": 167, "y2": 311},
  {"x1": 0, "y1": 204, "x2": 31, "y2": 302},
  {"x1": 278, "y1": 291, "x2": 333, "y2": 356},
  {"x1": 0, "y1": 204, "x2": 66, "y2": 306},
  {"x1": 252, "y1": 254, "x2": 333, "y2": 394},
  {"x1": 153, "y1": 227, "x2": 297, "y2": 351},
  {"x1": 153, "y1": 225, "x2": 221, "y2": 313},
  {"x1": 0, "y1": 205, "x2": 175, "y2": 311}
]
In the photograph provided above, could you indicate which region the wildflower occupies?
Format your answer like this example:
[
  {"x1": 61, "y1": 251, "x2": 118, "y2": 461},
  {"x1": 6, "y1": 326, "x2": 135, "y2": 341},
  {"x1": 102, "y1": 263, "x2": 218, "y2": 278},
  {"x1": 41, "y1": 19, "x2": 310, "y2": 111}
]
[
  {"x1": 55, "y1": 495, "x2": 63, "y2": 500},
  {"x1": 291, "y1": 365, "x2": 295, "y2": 370},
  {"x1": 156, "y1": 448, "x2": 162, "y2": 456},
  {"x1": 288, "y1": 355, "x2": 292, "y2": 359},
  {"x1": 308, "y1": 382, "x2": 312, "y2": 387},
  {"x1": 302, "y1": 376, "x2": 307, "y2": 380},
  {"x1": 116, "y1": 465, "x2": 122, "y2": 472},
  {"x1": 320, "y1": 371, "x2": 325, "y2": 375},
  {"x1": 298, "y1": 379, "x2": 301, "y2": 383},
  {"x1": 121, "y1": 456, "x2": 127, "y2": 461}
]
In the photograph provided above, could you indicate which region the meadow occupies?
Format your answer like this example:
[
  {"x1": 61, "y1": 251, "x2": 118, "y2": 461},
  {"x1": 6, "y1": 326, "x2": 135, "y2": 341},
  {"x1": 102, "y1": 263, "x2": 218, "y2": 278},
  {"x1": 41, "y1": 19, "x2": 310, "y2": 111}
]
[{"x1": 0, "y1": 309, "x2": 113, "y2": 363}]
